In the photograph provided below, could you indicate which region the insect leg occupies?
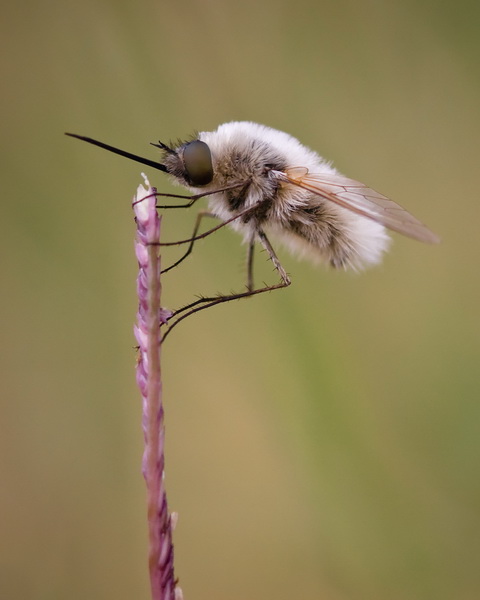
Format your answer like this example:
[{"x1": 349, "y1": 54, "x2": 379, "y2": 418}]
[
  {"x1": 247, "y1": 234, "x2": 255, "y2": 292},
  {"x1": 156, "y1": 202, "x2": 260, "y2": 249},
  {"x1": 257, "y1": 229, "x2": 291, "y2": 286},
  {"x1": 149, "y1": 182, "x2": 247, "y2": 209},
  {"x1": 161, "y1": 210, "x2": 218, "y2": 274},
  {"x1": 162, "y1": 229, "x2": 291, "y2": 341}
]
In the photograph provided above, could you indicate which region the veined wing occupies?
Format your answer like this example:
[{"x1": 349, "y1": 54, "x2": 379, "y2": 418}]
[{"x1": 280, "y1": 167, "x2": 440, "y2": 244}]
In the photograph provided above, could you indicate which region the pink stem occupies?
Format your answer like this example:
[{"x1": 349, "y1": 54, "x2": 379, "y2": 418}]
[{"x1": 133, "y1": 178, "x2": 177, "y2": 600}]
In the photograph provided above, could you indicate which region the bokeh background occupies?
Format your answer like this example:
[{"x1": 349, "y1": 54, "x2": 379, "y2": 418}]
[{"x1": 2, "y1": 1, "x2": 479, "y2": 599}]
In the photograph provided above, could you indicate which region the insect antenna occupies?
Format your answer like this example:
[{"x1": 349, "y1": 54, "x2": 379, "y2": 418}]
[{"x1": 150, "y1": 141, "x2": 176, "y2": 155}]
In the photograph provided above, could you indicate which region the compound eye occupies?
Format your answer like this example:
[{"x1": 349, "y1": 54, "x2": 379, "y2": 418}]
[{"x1": 182, "y1": 140, "x2": 213, "y2": 185}]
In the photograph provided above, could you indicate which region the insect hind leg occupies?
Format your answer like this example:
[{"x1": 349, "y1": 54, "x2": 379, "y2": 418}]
[{"x1": 162, "y1": 229, "x2": 291, "y2": 341}]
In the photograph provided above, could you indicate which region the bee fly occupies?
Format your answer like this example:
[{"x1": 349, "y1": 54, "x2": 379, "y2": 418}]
[{"x1": 66, "y1": 122, "x2": 439, "y2": 333}]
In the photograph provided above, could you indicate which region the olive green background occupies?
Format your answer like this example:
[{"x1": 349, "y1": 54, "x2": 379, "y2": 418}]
[{"x1": 2, "y1": 1, "x2": 479, "y2": 599}]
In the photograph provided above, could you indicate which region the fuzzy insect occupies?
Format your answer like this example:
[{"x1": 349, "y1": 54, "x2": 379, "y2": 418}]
[{"x1": 66, "y1": 122, "x2": 439, "y2": 333}]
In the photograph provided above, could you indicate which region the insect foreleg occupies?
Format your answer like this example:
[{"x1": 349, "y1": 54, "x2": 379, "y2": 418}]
[{"x1": 153, "y1": 182, "x2": 246, "y2": 209}]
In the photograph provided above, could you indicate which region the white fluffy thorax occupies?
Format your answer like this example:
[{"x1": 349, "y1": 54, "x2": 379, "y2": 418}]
[{"x1": 198, "y1": 121, "x2": 334, "y2": 220}]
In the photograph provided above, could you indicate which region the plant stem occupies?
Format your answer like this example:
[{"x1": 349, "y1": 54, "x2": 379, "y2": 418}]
[{"x1": 133, "y1": 177, "x2": 177, "y2": 600}]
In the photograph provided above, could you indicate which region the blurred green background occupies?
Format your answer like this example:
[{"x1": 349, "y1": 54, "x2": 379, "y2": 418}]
[{"x1": 2, "y1": 1, "x2": 479, "y2": 599}]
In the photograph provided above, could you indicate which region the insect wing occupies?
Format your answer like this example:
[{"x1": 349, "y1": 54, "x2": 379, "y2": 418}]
[{"x1": 283, "y1": 168, "x2": 440, "y2": 244}]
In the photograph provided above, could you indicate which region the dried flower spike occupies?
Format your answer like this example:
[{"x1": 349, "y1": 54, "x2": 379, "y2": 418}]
[{"x1": 133, "y1": 175, "x2": 179, "y2": 600}]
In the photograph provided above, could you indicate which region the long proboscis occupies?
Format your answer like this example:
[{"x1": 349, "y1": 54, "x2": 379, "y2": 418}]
[{"x1": 65, "y1": 133, "x2": 168, "y2": 173}]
